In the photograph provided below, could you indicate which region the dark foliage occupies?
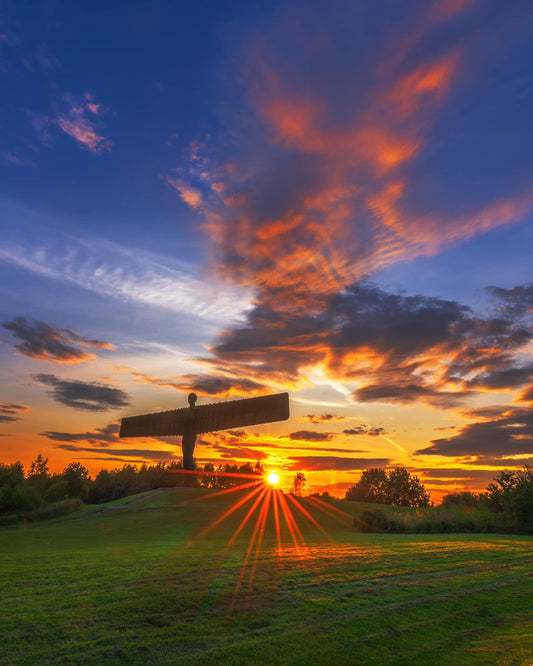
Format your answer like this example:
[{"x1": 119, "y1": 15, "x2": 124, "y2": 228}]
[
  {"x1": 440, "y1": 490, "x2": 484, "y2": 509},
  {"x1": 345, "y1": 466, "x2": 431, "y2": 507},
  {"x1": 485, "y1": 466, "x2": 533, "y2": 533},
  {"x1": 0, "y1": 454, "x2": 266, "y2": 520}
]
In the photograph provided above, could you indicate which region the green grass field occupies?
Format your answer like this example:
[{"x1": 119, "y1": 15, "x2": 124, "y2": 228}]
[{"x1": 1, "y1": 487, "x2": 532, "y2": 665}]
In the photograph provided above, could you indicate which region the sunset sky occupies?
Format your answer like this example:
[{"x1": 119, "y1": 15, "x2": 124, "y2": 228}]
[{"x1": 1, "y1": 0, "x2": 532, "y2": 499}]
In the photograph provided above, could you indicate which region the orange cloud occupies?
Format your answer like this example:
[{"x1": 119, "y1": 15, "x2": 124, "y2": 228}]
[
  {"x1": 57, "y1": 94, "x2": 111, "y2": 153},
  {"x1": 166, "y1": 176, "x2": 203, "y2": 209}
]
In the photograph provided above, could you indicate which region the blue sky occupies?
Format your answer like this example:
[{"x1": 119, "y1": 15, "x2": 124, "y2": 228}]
[{"x1": 1, "y1": 0, "x2": 532, "y2": 498}]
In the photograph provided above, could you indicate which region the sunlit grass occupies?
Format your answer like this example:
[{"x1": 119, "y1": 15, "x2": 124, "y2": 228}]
[{"x1": 1, "y1": 488, "x2": 532, "y2": 664}]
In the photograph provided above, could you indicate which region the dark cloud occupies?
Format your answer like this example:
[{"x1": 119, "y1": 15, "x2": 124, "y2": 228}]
[
  {"x1": 417, "y1": 468, "x2": 491, "y2": 479},
  {"x1": 54, "y1": 444, "x2": 175, "y2": 461},
  {"x1": 486, "y1": 283, "x2": 533, "y2": 318},
  {"x1": 416, "y1": 468, "x2": 499, "y2": 485},
  {"x1": 306, "y1": 413, "x2": 345, "y2": 424},
  {"x1": 460, "y1": 457, "x2": 533, "y2": 468},
  {"x1": 2, "y1": 317, "x2": 113, "y2": 363},
  {"x1": 517, "y1": 385, "x2": 533, "y2": 403},
  {"x1": 126, "y1": 369, "x2": 267, "y2": 398},
  {"x1": 40, "y1": 422, "x2": 120, "y2": 445},
  {"x1": 181, "y1": 375, "x2": 267, "y2": 397},
  {"x1": 289, "y1": 430, "x2": 332, "y2": 442},
  {"x1": 416, "y1": 406, "x2": 533, "y2": 458},
  {"x1": 464, "y1": 363, "x2": 533, "y2": 390},
  {"x1": 210, "y1": 446, "x2": 269, "y2": 461},
  {"x1": 211, "y1": 281, "x2": 532, "y2": 409},
  {"x1": 34, "y1": 374, "x2": 130, "y2": 411},
  {"x1": 285, "y1": 456, "x2": 390, "y2": 472},
  {"x1": 343, "y1": 424, "x2": 386, "y2": 437},
  {"x1": 459, "y1": 405, "x2": 514, "y2": 420},
  {"x1": 354, "y1": 382, "x2": 472, "y2": 409},
  {"x1": 0, "y1": 402, "x2": 30, "y2": 423}
]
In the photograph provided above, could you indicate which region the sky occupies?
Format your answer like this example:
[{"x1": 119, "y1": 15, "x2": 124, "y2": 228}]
[{"x1": 1, "y1": 0, "x2": 532, "y2": 500}]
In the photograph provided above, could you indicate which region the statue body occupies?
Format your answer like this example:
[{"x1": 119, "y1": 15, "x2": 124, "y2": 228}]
[
  {"x1": 119, "y1": 391, "x2": 290, "y2": 472},
  {"x1": 182, "y1": 392, "x2": 198, "y2": 470}
]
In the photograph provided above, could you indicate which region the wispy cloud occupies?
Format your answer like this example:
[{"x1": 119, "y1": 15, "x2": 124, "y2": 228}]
[
  {"x1": 34, "y1": 374, "x2": 130, "y2": 412},
  {"x1": 0, "y1": 222, "x2": 252, "y2": 324},
  {"x1": 41, "y1": 421, "x2": 178, "y2": 462},
  {"x1": 305, "y1": 413, "x2": 346, "y2": 424},
  {"x1": 171, "y1": 1, "x2": 533, "y2": 318},
  {"x1": 2, "y1": 317, "x2": 114, "y2": 363},
  {"x1": 54, "y1": 444, "x2": 176, "y2": 461},
  {"x1": 121, "y1": 367, "x2": 267, "y2": 397},
  {"x1": 0, "y1": 151, "x2": 36, "y2": 167},
  {"x1": 56, "y1": 93, "x2": 112, "y2": 153},
  {"x1": 285, "y1": 456, "x2": 390, "y2": 472},
  {"x1": 0, "y1": 402, "x2": 30, "y2": 423},
  {"x1": 41, "y1": 422, "x2": 120, "y2": 445},
  {"x1": 165, "y1": 176, "x2": 203, "y2": 209}
]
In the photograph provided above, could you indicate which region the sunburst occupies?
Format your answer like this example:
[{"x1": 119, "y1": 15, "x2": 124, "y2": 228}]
[{"x1": 175, "y1": 468, "x2": 355, "y2": 611}]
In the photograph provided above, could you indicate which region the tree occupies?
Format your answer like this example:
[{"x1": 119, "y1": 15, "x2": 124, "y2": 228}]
[
  {"x1": 486, "y1": 466, "x2": 533, "y2": 533},
  {"x1": 61, "y1": 462, "x2": 91, "y2": 500},
  {"x1": 29, "y1": 454, "x2": 50, "y2": 478},
  {"x1": 386, "y1": 466, "x2": 431, "y2": 507},
  {"x1": 0, "y1": 461, "x2": 26, "y2": 513},
  {"x1": 345, "y1": 466, "x2": 431, "y2": 507},
  {"x1": 345, "y1": 468, "x2": 388, "y2": 503},
  {"x1": 293, "y1": 472, "x2": 306, "y2": 496},
  {"x1": 89, "y1": 469, "x2": 114, "y2": 503},
  {"x1": 27, "y1": 454, "x2": 51, "y2": 497}
]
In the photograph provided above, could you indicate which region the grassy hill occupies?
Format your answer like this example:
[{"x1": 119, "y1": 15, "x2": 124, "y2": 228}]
[{"x1": 1, "y1": 486, "x2": 532, "y2": 664}]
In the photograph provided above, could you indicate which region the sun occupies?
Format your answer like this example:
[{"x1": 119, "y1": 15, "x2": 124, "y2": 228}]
[{"x1": 267, "y1": 472, "x2": 280, "y2": 486}]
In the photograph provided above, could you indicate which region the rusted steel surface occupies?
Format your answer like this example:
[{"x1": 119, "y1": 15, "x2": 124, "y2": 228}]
[{"x1": 119, "y1": 392, "x2": 289, "y2": 438}]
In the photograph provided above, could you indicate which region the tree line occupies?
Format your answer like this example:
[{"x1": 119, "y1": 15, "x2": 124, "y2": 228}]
[
  {"x1": 345, "y1": 465, "x2": 533, "y2": 534},
  {"x1": 0, "y1": 454, "x2": 266, "y2": 521}
]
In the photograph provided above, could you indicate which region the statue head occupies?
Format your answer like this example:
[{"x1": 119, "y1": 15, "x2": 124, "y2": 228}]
[{"x1": 188, "y1": 392, "x2": 197, "y2": 407}]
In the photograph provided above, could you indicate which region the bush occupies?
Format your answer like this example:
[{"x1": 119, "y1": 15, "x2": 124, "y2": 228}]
[
  {"x1": 355, "y1": 509, "x2": 389, "y2": 532},
  {"x1": 0, "y1": 498, "x2": 82, "y2": 525},
  {"x1": 45, "y1": 479, "x2": 69, "y2": 502}
]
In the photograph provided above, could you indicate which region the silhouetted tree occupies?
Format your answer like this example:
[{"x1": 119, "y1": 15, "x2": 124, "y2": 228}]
[
  {"x1": 486, "y1": 466, "x2": 533, "y2": 533},
  {"x1": 27, "y1": 454, "x2": 51, "y2": 498},
  {"x1": 440, "y1": 491, "x2": 483, "y2": 509},
  {"x1": 345, "y1": 466, "x2": 430, "y2": 507},
  {"x1": 62, "y1": 462, "x2": 91, "y2": 500},
  {"x1": 386, "y1": 466, "x2": 431, "y2": 507},
  {"x1": 89, "y1": 469, "x2": 115, "y2": 503},
  {"x1": 293, "y1": 472, "x2": 306, "y2": 496},
  {"x1": 0, "y1": 461, "x2": 26, "y2": 513},
  {"x1": 345, "y1": 468, "x2": 388, "y2": 503}
]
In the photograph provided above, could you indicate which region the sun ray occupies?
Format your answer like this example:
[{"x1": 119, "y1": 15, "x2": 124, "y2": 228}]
[
  {"x1": 277, "y1": 490, "x2": 306, "y2": 549},
  {"x1": 221, "y1": 485, "x2": 270, "y2": 556},
  {"x1": 272, "y1": 487, "x2": 282, "y2": 553},
  {"x1": 306, "y1": 495, "x2": 354, "y2": 525},
  {"x1": 285, "y1": 494, "x2": 331, "y2": 540},
  {"x1": 230, "y1": 488, "x2": 272, "y2": 611},
  {"x1": 247, "y1": 489, "x2": 272, "y2": 592},
  {"x1": 195, "y1": 483, "x2": 265, "y2": 539},
  {"x1": 178, "y1": 478, "x2": 262, "y2": 506}
]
